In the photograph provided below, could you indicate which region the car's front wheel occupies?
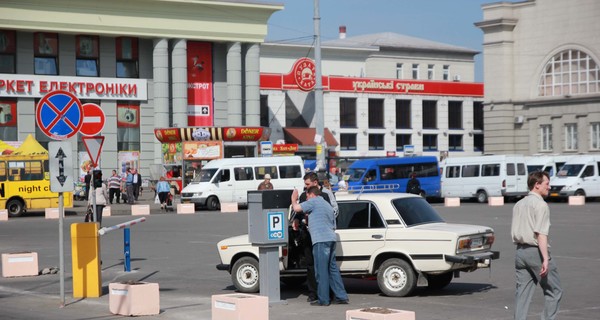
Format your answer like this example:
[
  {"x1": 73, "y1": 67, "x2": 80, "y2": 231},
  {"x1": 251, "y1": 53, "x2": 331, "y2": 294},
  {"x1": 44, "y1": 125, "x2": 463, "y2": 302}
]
[
  {"x1": 377, "y1": 258, "x2": 417, "y2": 297},
  {"x1": 206, "y1": 196, "x2": 220, "y2": 211},
  {"x1": 6, "y1": 199, "x2": 24, "y2": 217},
  {"x1": 231, "y1": 257, "x2": 259, "y2": 293}
]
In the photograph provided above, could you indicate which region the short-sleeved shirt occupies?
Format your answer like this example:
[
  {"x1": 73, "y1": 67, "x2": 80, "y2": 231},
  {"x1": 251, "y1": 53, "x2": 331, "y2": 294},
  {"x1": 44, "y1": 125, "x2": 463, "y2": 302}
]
[
  {"x1": 511, "y1": 191, "x2": 551, "y2": 246},
  {"x1": 300, "y1": 196, "x2": 336, "y2": 245},
  {"x1": 108, "y1": 175, "x2": 121, "y2": 189}
]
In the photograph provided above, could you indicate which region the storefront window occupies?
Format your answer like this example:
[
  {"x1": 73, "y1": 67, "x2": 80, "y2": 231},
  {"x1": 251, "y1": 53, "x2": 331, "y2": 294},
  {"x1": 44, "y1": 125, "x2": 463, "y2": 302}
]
[
  {"x1": 340, "y1": 133, "x2": 356, "y2": 151},
  {"x1": 340, "y1": 98, "x2": 357, "y2": 128},
  {"x1": 117, "y1": 102, "x2": 140, "y2": 151},
  {"x1": 395, "y1": 134, "x2": 411, "y2": 151},
  {"x1": 395, "y1": 99, "x2": 411, "y2": 129},
  {"x1": 0, "y1": 100, "x2": 17, "y2": 141}
]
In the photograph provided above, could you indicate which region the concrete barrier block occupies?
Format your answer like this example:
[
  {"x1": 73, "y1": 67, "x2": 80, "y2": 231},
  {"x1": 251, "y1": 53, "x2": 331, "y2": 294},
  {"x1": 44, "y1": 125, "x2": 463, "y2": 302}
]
[
  {"x1": 45, "y1": 208, "x2": 60, "y2": 219},
  {"x1": 0, "y1": 209, "x2": 7, "y2": 221},
  {"x1": 2, "y1": 252, "x2": 39, "y2": 277},
  {"x1": 568, "y1": 195, "x2": 585, "y2": 205},
  {"x1": 488, "y1": 197, "x2": 504, "y2": 206},
  {"x1": 109, "y1": 282, "x2": 160, "y2": 316},
  {"x1": 346, "y1": 307, "x2": 415, "y2": 320},
  {"x1": 220, "y1": 202, "x2": 238, "y2": 213},
  {"x1": 102, "y1": 206, "x2": 111, "y2": 217},
  {"x1": 444, "y1": 197, "x2": 460, "y2": 207},
  {"x1": 211, "y1": 293, "x2": 268, "y2": 320},
  {"x1": 131, "y1": 204, "x2": 150, "y2": 216},
  {"x1": 177, "y1": 203, "x2": 195, "y2": 214}
]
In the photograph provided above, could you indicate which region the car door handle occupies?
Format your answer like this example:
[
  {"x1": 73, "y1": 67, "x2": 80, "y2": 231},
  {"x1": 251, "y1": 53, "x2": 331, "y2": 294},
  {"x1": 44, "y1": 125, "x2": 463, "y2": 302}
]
[{"x1": 371, "y1": 234, "x2": 383, "y2": 239}]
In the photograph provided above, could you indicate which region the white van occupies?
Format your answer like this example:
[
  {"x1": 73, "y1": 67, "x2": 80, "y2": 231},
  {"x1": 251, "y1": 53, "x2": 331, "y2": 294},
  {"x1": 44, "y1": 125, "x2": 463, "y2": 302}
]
[
  {"x1": 180, "y1": 156, "x2": 305, "y2": 209},
  {"x1": 441, "y1": 155, "x2": 528, "y2": 203},
  {"x1": 526, "y1": 155, "x2": 572, "y2": 177},
  {"x1": 549, "y1": 155, "x2": 600, "y2": 198}
]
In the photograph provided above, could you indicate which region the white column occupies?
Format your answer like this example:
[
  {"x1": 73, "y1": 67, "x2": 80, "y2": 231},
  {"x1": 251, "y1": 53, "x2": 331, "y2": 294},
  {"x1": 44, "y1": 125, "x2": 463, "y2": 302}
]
[
  {"x1": 227, "y1": 42, "x2": 242, "y2": 125},
  {"x1": 153, "y1": 38, "x2": 169, "y2": 163},
  {"x1": 172, "y1": 39, "x2": 188, "y2": 127},
  {"x1": 245, "y1": 43, "x2": 260, "y2": 126}
]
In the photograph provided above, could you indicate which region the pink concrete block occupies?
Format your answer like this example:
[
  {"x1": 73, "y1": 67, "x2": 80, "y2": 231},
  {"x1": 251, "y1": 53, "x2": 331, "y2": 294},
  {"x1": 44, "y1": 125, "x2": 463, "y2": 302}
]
[
  {"x1": 444, "y1": 197, "x2": 460, "y2": 207},
  {"x1": 131, "y1": 204, "x2": 150, "y2": 216},
  {"x1": 109, "y1": 282, "x2": 160, "y2": 316},
  {"x1": 102, "y1": 206, "x2": 111, "y2": 217},
  {"x1": 0, "y1": 209, "x2": 7, "y2": 221},
  {"x1": 488, "y1": 197, "x2": 504, "y2": 206},
  {"x1": 45, "y1": 208, "x2": 60, "y2": 219},
  {"x1": 346, "y1": 308, "x2": 416, "y2": 320},
  {"x1": 177, "y1": 203, "x2": 195, "y2": 214},
  {"x1": 568, "y1": 195, "x2": 585, "y2": 205},
  {"x1": 211, "y1": 293, "x2": 268, "y2": 320},
  {"x1": 220, "y1": 202, "x2": 239, "y2": 213},
  {"x1": 2, "y1": 252, "x2": 39, "y2": 277}
]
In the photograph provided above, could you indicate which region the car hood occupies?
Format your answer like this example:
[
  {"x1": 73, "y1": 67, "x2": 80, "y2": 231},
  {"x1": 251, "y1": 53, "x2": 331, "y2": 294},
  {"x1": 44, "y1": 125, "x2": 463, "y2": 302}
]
[{"x1": 410, "y1": 222, "x2": 493, "y2": 236}]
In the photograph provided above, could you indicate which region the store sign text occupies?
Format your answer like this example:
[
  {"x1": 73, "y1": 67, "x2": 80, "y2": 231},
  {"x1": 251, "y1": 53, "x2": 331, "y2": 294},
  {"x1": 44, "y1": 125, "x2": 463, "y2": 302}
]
[{"x1": 352, "y1": 80, "x2": 425, "y2": 93}]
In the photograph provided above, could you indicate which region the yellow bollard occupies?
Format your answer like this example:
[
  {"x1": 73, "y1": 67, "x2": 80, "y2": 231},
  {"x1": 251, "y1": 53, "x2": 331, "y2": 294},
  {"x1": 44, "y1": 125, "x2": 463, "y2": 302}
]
[{"x1": 71, "y1": 223, "x2": 102, "y2": 298}]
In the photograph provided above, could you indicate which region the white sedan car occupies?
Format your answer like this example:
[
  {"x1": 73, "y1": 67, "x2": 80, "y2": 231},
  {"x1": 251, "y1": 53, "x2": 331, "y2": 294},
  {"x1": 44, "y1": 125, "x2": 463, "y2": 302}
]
[{"x1": 216, "y1": 192, "x2": 499, "y2": 297}]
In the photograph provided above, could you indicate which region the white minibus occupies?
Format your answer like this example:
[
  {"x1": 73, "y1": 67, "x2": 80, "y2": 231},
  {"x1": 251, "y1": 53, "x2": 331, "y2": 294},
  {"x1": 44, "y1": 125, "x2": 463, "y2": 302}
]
[
  {"x1": 180, "y1": 156, "x2": 305, "y2": 209},
  {"x1": 441, "y1": 155, "x2": 528, "y2": 203},
  {"x1": 526, "y1": 155, "x2": 572, "y2": 177},
  {"x1": 549, "y1": 155, "x2": 600, "y2": 198}
]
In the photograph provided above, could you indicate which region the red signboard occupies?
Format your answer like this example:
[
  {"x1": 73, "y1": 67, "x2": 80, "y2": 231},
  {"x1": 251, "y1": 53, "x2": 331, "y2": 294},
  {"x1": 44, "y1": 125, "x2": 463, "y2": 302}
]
[
  {"x1": 154, "y1": 127, "x2": 271, "y2": 143},
  {"x1": 79, "y1": 103, "x2": 105, "y2": 136},
  {"x1": 273, "y1": 143, "x2": 299, "y2": 153},
  {"x1": 187, "y1": 41, "x2": 213, "y2": 127}
]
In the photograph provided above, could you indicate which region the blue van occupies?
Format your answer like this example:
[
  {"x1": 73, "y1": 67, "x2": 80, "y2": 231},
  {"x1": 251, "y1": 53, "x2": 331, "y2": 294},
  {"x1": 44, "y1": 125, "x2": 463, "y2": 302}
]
[{"x1": 345, "y1": 156, "x2": 441, "y2": 197}]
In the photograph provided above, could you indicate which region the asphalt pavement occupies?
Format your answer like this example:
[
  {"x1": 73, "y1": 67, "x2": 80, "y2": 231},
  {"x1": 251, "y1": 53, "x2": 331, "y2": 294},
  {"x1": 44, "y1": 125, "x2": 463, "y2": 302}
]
[{"x1": 0, "y1": 196, "x2": 598, "y2": 320}]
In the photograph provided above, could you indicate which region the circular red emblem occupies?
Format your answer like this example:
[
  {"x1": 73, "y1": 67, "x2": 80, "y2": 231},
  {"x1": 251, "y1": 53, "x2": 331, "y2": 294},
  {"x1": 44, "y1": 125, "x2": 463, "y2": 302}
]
[{"x1": 293, "y1": 58, "x2": 316, "y2": 91}]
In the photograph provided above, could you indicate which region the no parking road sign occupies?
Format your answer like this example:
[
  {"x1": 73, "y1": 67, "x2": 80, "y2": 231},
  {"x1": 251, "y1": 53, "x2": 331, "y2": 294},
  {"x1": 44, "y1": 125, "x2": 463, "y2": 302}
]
[{"x1": 36, "y1": 91, "x2": 83, "y2": 140}]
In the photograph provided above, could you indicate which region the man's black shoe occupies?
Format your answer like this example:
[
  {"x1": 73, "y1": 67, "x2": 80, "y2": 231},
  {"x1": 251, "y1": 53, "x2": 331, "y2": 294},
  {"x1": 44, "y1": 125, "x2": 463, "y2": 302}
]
[
  {"x1": 332, "y1": 299, "x2": 349, "y2": 305},
  {"x1": 310, "y1": 301, "x2": 329, "y2": 306},
  {"x1": 307, "y1": 296, "x2": 317, "y2": 302}
]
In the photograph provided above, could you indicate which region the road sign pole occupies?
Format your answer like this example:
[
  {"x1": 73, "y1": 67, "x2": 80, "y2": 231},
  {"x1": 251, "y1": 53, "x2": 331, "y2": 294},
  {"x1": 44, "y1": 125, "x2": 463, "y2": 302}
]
[{"x1": 59, "y1": 192, "x2": 65, "y2": 307}]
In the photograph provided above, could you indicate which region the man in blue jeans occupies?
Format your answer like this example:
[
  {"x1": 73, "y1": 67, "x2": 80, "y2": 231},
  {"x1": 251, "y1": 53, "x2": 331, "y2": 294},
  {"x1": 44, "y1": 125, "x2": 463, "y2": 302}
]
[{"x1": 291, "y1": 186, "x2": 348, "y2": 306}]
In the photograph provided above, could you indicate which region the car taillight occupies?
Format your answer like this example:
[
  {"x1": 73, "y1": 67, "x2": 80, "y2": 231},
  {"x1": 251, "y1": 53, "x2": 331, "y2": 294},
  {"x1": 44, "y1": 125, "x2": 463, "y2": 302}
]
[
  {"x1": 282, "y1": 248, "x2": 288, "y2": 257},
  {"x1": 485, "y1": 234, "x2": 495, "y2": 245},
  {"x1": 502, "y1": 179, "x2": 506, "y2": 188},
  {"x1": 458, "y1": 238, "x2": 472, "y2": 250}
]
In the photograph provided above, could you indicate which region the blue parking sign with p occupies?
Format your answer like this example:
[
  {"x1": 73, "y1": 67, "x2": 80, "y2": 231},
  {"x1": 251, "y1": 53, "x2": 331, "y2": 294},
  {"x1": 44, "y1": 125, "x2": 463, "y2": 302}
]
[{"x1": 267, "y1": 212, "x2": 285, "y2": 241}]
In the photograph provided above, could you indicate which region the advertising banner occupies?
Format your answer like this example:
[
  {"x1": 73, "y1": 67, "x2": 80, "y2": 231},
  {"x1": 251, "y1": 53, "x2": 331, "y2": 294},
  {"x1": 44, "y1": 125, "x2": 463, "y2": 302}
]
[{"x1": 187, "y1": 41, "x2": 213, "y2": 127}]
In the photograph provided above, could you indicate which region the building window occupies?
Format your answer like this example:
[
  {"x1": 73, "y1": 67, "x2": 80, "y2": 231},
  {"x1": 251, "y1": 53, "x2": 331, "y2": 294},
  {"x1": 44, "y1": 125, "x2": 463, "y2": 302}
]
[
  {"x1": 340, "y1": 97, "x2": 357, "y2": 128},
  {"x1": 117, "y1": 102, "x2": 141, "y2": 152},
  {"x1": 564, "y1": 123, "x2": 577, "y2": 151},
  {"x1": 427, "y1": 64, "x2": 434, "y2": 80},
  {"x1": 116, "y1": 37, "x2": 139, "y2": 78},
  {"x1": 412, "y1": 64, "x2": 419, "y2": 79},
  {"x1": 474, "y1": 133, "x2": 484, "y2": 152},
  {"x1": 449, "y1": 134, "x2": 463, "y2": 151},
  {"x1": 368, "y1": 134, "x2": 385, "y2": 150},
  {"x1": 473, "y1": 101, "x2": 484, "y2": 130},
  {"x1": 260, "y1": 95, "x2": 269, "y2": 127},
  {"x1": 395, "y1": 99, "x2": 411, "y2": 129},
  {"x1": 76, "y1": 35, "x2": 99, "y2": 77},
  {"x1": 422, "y1": 100, "x2": 437, "y2": 129},
  {"x1": 340, "y1": 133, "x2": 357, "y2": 150},
  {"x1": 395, "y1": 134, "x2": 411, "y2": 151},
  {"x1": 540, "y1": 125, "x2": 552, "y2": 152},
  {"x1": 368, "y1": 99, "x2": 384, "y2": 128},
  {"x1": 0, "y1": 100, "x2": 18, "y2": 141},
  {"x1": 591, "y1": 123, "x2": 600, "y2": 150},
  {"x1": 443, "y1": 65, "x2": 449, "y2": 81},
  {"x1": 448, "y1": 101, "x2": 463, "y2": 129},
  {"x1": 34, "y1": 32, "x2": 58, "y2": 75},
  {"x1": 396, "y1": 63, "x2": 403, "y2": 79},
  {"x1": 538, "y1": 49, "x2": 600, "y2": 96},
  {"x1": 423, "y1": 134, "x2": 437, "y2": 151},
  {"x1": 0, "y1": 30, "x2": 16, "y2": 73}
]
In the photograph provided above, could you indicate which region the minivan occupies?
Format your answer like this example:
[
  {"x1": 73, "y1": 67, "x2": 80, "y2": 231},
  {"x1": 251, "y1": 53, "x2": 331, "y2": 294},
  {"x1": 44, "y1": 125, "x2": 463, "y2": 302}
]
[{"x1": 549, "y1": 155, "x2": 600, "y2": 198}]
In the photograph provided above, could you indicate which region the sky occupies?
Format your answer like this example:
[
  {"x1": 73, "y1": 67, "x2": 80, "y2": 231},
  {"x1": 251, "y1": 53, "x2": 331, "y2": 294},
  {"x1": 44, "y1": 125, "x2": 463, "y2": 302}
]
[{"x1": 264, "y1": 0, "x2": 500, "y2": 82}]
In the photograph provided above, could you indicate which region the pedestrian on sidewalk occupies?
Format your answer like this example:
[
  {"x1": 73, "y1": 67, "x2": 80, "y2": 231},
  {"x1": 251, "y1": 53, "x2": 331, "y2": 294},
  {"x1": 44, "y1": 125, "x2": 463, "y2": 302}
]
[{"x1": 108, "y1": 170, "x2": 121, "y2": 204}]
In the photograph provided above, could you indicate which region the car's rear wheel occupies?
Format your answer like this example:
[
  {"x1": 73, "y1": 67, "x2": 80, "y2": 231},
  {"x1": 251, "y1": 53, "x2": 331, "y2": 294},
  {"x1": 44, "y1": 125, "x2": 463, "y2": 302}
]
[
  {"x1": 476, "y1": 190, "x2": 488, "y2": 203},
  {"x1": 206, "y1": 196, "x2": 220, "y2": 211},
  {"x1": 427, "y1": 272, "x2": 453, "y2": 290},
  {"x1": 231, "y1": 257, "x2": 259, "y2": 293},
  {"x1": 7, "y1": 199, "x2": 24, "y2": 217},
  {"x1": 377, "y1": 258, "x2": 417, "y2": 297}
]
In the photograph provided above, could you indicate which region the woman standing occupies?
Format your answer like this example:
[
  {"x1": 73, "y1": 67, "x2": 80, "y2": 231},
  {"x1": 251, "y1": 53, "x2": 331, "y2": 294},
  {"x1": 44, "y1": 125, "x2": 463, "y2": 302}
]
[{"x1": 88, "y1": 170, "x2": 109, "y2": 226}]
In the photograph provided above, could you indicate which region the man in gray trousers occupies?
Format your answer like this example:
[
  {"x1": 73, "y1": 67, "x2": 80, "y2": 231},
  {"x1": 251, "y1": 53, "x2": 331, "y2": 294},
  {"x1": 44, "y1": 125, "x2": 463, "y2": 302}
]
[{"x1": 511, "y1": 171, "x2": 562, "y2": 320}]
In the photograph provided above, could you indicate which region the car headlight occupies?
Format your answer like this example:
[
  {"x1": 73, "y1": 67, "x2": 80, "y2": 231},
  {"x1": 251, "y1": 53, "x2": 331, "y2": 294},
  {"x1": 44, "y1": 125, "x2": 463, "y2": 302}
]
[{"x1": 195, "y1": 192, "x2": 203, "y2": 197}]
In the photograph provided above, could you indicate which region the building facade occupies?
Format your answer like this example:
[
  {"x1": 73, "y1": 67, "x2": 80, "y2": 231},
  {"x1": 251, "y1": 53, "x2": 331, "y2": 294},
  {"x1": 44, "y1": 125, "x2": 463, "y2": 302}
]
[
  {"x1": 476, "y1": 0, "x2": 600, "y2": 155},
  {"x1": 259, "y1": 30, "x2": 485, "y2": 162},
  {"x1": 0, "y1": 0, "x2": 281, "y2": 179}
]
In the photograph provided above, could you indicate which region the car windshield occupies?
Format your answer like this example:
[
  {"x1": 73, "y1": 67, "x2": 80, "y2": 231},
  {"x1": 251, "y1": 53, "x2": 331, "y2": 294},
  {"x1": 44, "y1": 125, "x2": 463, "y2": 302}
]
[
  {"x1": 192, "y1": 168, "x2": 218, "y2": 182},
  {"x1": 527, "y1": 165, "x2": 542, "y2": 173},
  {"x1": 392, "y1": 197, "x2": 445, "y2": 227},
  {"x1": 556, "y1": 164, "x2": 583, "y2": 177},
  {"x1": 345, "y1": 168, "x2": 366, "y2": 182}
]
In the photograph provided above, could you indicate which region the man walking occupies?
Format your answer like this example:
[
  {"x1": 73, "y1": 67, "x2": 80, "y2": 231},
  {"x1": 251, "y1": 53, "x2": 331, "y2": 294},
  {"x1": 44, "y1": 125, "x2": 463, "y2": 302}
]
[
  {"x1": 108, "y1": 169, "x2": 121, "y2": 204},
  {"x1": 132, "y1": 169, "x2": 142, "y2": 201},
  {"x1": 291, "y1": 186, "x2": 348, "y2": 306},
  {"x1": 511, "y1": 171, "x2": 562, "y2": 320},
  {"x1": 125, "y1": 168, "x2": 135, "y2": 204}
]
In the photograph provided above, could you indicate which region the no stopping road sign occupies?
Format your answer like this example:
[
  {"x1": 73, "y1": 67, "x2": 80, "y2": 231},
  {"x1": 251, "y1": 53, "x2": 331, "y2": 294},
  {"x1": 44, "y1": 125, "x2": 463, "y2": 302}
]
[{"x1": 36, "y1": 90, "x2": 84, "y2": 140}]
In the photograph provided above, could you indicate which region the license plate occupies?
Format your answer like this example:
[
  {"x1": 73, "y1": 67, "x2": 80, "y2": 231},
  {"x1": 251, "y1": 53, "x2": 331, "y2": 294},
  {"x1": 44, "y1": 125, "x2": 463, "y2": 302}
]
[
  {"x1": 550, "y1": 193, "x2": 559, "y2": 197},
  {"x1": 471, "y1": 237, "x2": 483, "y2": 247}
]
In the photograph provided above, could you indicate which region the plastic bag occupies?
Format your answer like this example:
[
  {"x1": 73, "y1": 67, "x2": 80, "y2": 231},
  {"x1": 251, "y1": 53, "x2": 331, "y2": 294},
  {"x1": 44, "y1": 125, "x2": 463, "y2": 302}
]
[{"x1": 154, "y1": 194, "x2": 160, "y2": 204}]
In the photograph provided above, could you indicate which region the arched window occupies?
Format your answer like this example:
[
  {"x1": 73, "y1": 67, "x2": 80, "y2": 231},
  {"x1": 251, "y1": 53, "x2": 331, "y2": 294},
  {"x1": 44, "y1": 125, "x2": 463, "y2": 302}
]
[{"x1": 538, "y1": 49, "x2": 600, "y2": 96}]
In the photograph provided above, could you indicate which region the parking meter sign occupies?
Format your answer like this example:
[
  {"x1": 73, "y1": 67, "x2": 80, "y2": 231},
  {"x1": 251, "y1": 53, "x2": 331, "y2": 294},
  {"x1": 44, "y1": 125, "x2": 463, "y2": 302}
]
[{"x1": 267, "y1": 212, "x2": 285, "y2": 241}]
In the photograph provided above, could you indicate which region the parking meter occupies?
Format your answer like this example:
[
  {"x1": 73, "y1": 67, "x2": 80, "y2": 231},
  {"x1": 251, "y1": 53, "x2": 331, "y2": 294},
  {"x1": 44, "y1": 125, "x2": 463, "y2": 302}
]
[{"x1": 247, "y1": 189, "x2": 292, "y2": 304}]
